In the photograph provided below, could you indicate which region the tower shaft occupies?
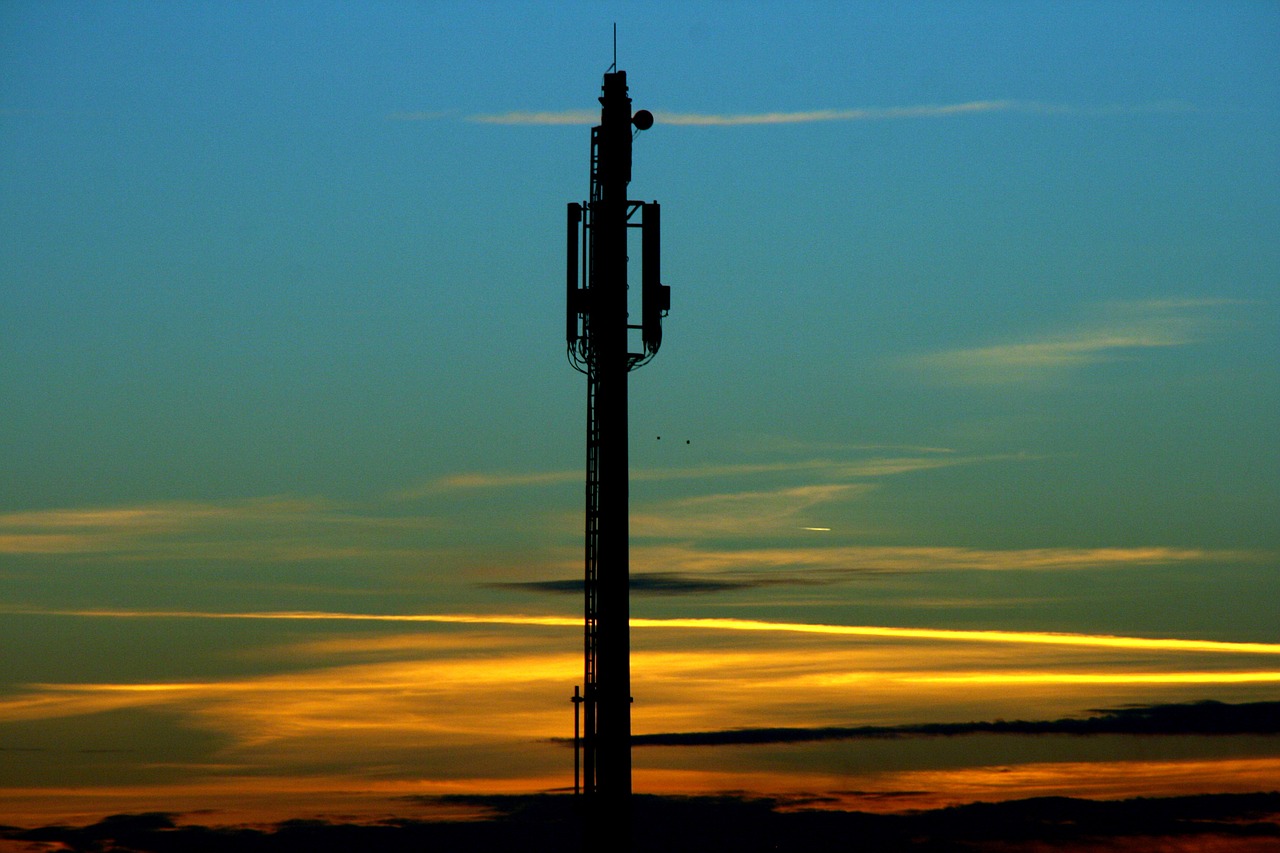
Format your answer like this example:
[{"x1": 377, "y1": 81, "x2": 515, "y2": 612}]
[
  {"x1": 565, "y1": 68, "x2": 667, "y2": 840},
  {"x1": 588, "y1": 68, "x2": 633, "y2": 806}
]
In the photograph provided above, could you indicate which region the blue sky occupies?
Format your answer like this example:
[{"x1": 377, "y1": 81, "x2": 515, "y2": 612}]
[{"x1": 2, "y1": 0, "x2": 1278, "y2": 827}]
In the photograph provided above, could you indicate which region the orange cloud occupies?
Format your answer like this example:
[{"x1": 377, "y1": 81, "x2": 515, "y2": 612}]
[{"x1": 635, "y1": 756, "x2": 1280, "y2": 814}]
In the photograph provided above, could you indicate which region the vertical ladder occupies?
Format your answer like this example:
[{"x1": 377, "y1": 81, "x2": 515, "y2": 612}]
[
  {"x1": 580, "y1": 123, "x2": 603, "y2": 796},
  {"x1": 582, "y1": 366, "x2": 600, "y2": 794}
]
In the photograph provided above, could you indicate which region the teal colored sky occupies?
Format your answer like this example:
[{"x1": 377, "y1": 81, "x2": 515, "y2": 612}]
[{"x1": 2, "y1": 1, "x2": 1278, "y2": 825}]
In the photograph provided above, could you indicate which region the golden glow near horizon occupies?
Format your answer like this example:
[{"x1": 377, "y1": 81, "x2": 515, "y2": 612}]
[
  {"x1": 3, "y1": 605, "x2": 1279, "y2": 829},
  {"x1": 4, "y1": 756, "x2": 1278, "y2": 828},
  {"x1": 4, "y1": 608, "x2": 1278, "y2": 747}
]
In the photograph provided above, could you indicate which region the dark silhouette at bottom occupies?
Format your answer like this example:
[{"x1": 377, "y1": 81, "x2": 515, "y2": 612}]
[{"x1": 6, "y1": 792, "x2": 1280, "y2": 852}]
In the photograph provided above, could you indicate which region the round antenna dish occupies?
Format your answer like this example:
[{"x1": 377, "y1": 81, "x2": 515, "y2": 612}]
[{"x1": 632, "y1": 109, "x2": 654, "y2": 131}]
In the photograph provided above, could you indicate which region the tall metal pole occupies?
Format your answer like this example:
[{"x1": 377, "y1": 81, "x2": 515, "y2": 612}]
[
  {"x1": 564, "y1": 67, "x2": 668, "y2": 841},
  {"x1": 572, "y1": 685, "x2": 582, "y2": 796}
]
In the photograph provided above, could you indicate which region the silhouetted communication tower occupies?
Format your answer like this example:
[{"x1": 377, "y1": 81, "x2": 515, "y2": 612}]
[{"x1": 565, "y1": 68, "x2": 668, "y2": 816}]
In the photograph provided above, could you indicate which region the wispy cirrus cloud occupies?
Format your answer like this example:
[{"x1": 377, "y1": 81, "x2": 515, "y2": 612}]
[
  {"x1": 907, "y1": 329, "x2": 1188, "y2": 385},
  {"x1": 0, "y1": 498, "x2": 438, "y2": 560},
  {"x1": 905, "y1": 298, "x2": 1245, "y2": 386},
  {"x1": 653, "y1": 101, "x2": 1017, "y2": 126},
  {"x1": 410, "y1": 453, "x2": 975, "y2": 498},
  {"x1": 452, "y1": 100, "x2": 1192, "y2": 127},
  {"x1": 0, "y1": 501, "x2": 253, "y2": 555},
  {"x1": 407, "y1": 470, "x2": 581, "y2": 494},
  {"x1": 463, "y1": 108, "x2": 599, "y2": 125},
  {"x1": 630, "y1": 542, "x2": 1264, "y2": 577},
  {"x1": 632, "y1": 483, "x2": 869, "y2": 538}
]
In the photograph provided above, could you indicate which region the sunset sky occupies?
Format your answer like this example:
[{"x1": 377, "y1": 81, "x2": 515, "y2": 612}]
[{"x1": 2, "y1": 1, "x2": 1278, "y2": 831}]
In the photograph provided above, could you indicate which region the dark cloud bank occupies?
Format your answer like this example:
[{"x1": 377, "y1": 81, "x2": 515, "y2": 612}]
[
  {"x1": 489, "y1": 571, "x2": 806, "y2": 596},
  {"x1": 630, "y1": 700, "x2": 1280, "y2": 747},
  {"x1": 4, "y1": 793, "x2": 1279, "y2": 852}
]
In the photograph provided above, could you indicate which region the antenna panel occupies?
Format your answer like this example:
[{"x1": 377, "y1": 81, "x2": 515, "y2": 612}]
[{"x1": 641, "y1": 201, "x2": 668, "y2": 355}]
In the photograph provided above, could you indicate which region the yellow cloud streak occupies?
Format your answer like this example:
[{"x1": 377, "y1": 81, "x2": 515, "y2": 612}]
[
  {"x1": 631, "y1": 617, "x2": 1280, "y2": 656},
  {"x1": 907, "y1": 672, "x2": 1280, "y2": 685},
  {"x1": 11, "y1": 607, "x2": 1280, "y2": 655}
]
